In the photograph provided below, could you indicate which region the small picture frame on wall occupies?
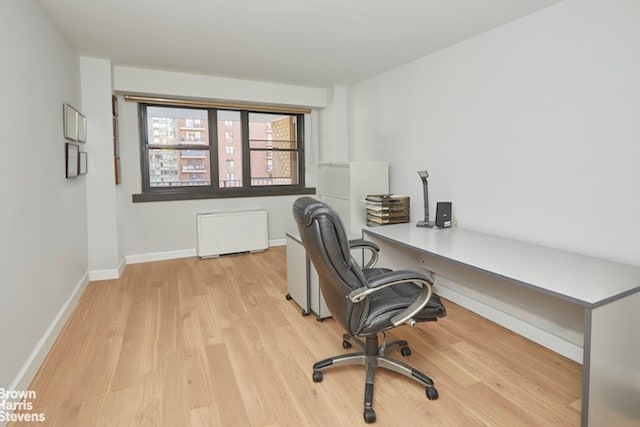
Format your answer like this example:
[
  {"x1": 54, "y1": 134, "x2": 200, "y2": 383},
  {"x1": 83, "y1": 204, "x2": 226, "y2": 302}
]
[
  {"x1": 66, "y1": 143, "x2": 79, "y2": 178},
  {"x1": 112, "y1": 94, "x2": 118, "y2": 117},
  {"x1": 79, "y1": 151, "x2": 88, "y2": 175},
  {"x1": 114, "y1": 155, "x2": 121, "y2": 184},
  {"x1": 63, "y1": 104, "x2": 78, "y2": 140},
  {"x1": 77, "y1": 113, "x2": 86, "y2": 142},
  {"x1": 63, "y1": 103, "x2": 86, "y2": 142},
  {"x1": 112, "y1": 117, "x2": 118, "y2": 139}
]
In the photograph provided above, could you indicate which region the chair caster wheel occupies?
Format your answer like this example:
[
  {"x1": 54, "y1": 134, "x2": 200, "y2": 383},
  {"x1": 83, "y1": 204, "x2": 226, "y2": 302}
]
[
  {"x1": 363, "y1": 408, "x2": 376, "y2": 423},
  {"x1": 312, "y1": 371, "x2": 323, "y2": 383},
  {"x1": 285, "y1": 293, "x2": 292, "y2": 300},
  {"x1": 342, "y1": 340, "x2": 352, "y2": 349},
  {"x1": 426, "y1": 386, "x2": 439, "y2": 400},
  {"x1": 400, "y1": 346, "x2": 411, "y2": 357}
]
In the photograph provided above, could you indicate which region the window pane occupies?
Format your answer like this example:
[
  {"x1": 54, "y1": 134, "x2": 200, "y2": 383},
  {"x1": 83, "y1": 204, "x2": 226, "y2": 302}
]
[
  {"x1": 148, "y1": 149, "x2": 210, "y2": 187},
  {"x1": 250, "y1": 150, "x2": 298, "y2": 186},
  {"x1": 218, "y1": 111, "x2": 242, "y2": 187},
  {"x1": 249, "y1": 113, "x2": 297, "y2": 149},
  {"x1": 147, "y1": 107, "x2": 209, "y2": 146}
]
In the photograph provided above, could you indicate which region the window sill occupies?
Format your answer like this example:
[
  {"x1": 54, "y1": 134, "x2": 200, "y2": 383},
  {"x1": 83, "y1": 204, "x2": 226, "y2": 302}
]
[{"x1": 132, "y1": 186, "x2": 316, "y2": 203}]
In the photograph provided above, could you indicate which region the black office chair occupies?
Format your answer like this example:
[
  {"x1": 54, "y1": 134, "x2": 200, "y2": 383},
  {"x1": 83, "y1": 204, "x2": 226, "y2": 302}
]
[{"x1": 292, "y1": 197, "x2": 447, "y2": 423}]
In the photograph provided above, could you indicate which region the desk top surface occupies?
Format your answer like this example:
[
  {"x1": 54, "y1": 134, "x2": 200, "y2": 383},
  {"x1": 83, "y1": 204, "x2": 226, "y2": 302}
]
[{"x1": 363, "y1": 224, "x2": 640, "y2": 307}]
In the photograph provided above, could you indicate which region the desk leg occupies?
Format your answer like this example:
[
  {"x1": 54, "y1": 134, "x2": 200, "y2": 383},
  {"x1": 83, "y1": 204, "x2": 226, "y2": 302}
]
[{"x1": 583, "y1": 291, "x2": 640, "y2": 427}]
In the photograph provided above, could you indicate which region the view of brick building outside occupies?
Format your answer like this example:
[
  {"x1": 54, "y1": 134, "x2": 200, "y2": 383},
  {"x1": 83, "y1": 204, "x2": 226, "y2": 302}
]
[{"x1": 148, "y1": 110, "x2": 297, "y2": 187}]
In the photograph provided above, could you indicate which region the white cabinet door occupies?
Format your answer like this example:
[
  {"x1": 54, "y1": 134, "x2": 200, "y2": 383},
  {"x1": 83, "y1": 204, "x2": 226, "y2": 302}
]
[{"x1": 286, "y1": 234, "x2": 309, "y2": 315}]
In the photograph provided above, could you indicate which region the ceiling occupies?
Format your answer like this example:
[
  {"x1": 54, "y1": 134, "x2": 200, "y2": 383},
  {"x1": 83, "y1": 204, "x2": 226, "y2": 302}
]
[{"x1": 37, "y1": 0, "x2": 560, "y2": 88}]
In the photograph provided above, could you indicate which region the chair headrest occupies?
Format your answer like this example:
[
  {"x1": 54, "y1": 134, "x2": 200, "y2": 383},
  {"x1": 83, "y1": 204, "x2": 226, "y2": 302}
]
[
  {"x1": 292, "y1": 196, "x2": 334, "y2": 228},
  {"x1": 293, "y1": 196, "x2": 353, "y2": 272}
]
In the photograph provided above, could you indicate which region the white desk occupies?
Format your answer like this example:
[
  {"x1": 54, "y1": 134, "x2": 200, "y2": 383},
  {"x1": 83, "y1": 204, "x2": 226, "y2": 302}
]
[{"x1": 362, "y1": 223, "x2": 640, "y2": 427}]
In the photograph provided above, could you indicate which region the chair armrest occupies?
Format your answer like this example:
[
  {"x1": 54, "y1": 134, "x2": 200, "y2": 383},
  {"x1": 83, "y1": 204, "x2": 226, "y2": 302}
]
[
  {"x1": 347, "y1": 269, "x2": 434, "y2": 327},
  {"x1": 348, "y1": 239, "x2": 380, "y2": 269}
]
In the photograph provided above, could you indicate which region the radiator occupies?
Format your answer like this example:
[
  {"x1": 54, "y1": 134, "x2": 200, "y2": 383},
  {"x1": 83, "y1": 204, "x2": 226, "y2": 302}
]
[{"x1": 196, "y1": 210, "x2": 268, "y2": 258}]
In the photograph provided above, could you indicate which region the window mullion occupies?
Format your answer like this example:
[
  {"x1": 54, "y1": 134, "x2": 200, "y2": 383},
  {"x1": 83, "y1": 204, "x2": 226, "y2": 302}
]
[
  {"x1": 209, "y1": 109, "x2": 219, "y2": 189},
  {"x1": 241, "y1": 111, "x2": 251, "y2": 187}
]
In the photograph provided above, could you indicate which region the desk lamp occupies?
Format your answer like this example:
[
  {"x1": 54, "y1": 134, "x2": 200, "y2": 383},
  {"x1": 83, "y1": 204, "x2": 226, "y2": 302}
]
[{"x1": 417, "y1": 170, "x2": 434, "y2": 228}]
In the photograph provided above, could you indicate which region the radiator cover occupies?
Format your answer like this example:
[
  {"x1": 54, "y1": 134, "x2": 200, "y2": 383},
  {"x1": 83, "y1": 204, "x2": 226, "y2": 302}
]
[{"x1": 196, "y1": 210, "x2": 268, "y2": 257}]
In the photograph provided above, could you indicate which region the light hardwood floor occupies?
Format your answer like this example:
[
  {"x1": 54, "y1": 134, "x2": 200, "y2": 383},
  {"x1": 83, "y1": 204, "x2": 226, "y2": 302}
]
[{"x1": 11, "y1": 247, "x2": 581, "y2": 426}]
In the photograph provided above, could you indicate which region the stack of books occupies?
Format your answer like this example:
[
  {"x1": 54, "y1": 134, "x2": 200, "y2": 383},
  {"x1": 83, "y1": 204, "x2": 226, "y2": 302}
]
[{"x1": 366, "y1": 194, "x2": 410, "y2": 226}]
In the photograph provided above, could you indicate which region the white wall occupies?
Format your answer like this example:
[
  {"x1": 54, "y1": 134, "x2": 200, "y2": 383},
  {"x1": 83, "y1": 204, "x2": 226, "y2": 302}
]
[
  {"x1": 113, "y1": 67, "x2": 328, "y2": 259},
  {"x1": 81, "y1": 57, "x2": 123, "y2": 278},
  {"x1": 114, "y1": 66, "x2": 328, "y2": 109},
  {"x1": 319, "y1": 85, "x2": 350, "y2": 161},
  {"x1": 0, "y1": 0, "x2": 87, "y2": 393},
  {"x1": 350, "y1": 0, "x2": 640, "y2": 267},
  {"x1": 347, "y1": 0, "x2": 640, "y2": 361}
]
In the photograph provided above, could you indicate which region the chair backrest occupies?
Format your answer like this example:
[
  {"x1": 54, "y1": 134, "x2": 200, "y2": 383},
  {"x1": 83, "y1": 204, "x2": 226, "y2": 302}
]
[{"x1": 292, "y1": 197, "x2": 368, "y2": 334}]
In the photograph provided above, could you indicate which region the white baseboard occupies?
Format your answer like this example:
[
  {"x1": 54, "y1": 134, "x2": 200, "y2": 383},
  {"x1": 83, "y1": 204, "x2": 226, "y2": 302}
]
[
  {"x1": 88, "y1": 257, "x2": 126, "y2": 281},
  {"x1": 269, "y1": 238, "x2": 286, "y2": 247},
  {"x1": 434, "y1": 284, "x2": 583, "y2": 363},
  {"x1": 7, "y1": 273, "x2": 90, "y2": 401},
  {"x1": 126, "y1": 248, "x2": 197, "y2": 265},
  {"x1": 127, "y1": 242, "x2": 285, "y2": 265},
  {"x1": 84, "y1": 242, "x2": 285, "y2": 287}
]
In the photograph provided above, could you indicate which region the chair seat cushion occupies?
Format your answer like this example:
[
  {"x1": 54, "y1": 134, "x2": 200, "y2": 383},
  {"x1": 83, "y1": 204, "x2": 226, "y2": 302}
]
[{"x1": 358, "y1": 268, "x2": 447, "y2": 336}]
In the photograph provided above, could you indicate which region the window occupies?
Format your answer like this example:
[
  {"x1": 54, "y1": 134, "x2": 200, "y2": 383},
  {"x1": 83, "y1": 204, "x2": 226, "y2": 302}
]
[
  {"x1": 249, "y1": 113, "x2": 299, "y2": 186},
  {"x1": 133, "y1": 102, "x2": 314, "y2": 202}
]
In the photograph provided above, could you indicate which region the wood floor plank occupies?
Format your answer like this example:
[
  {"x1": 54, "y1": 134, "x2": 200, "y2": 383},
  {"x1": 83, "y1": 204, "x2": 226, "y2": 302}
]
[
  {"x1": 450, "y1": 340, "x2": 578, "y2": 426},
  {"x1": 9, "y1": 247, "x2": 581, "y2": 426},
  {"x1": 205, "y1": 343, "x2": 251, "y2": 426},
  {"x1": 161, "y1": 350, "x2": 189, "y2": 427}
]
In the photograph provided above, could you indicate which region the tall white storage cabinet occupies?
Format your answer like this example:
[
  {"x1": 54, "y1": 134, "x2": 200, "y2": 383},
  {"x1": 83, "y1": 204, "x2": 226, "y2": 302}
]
[{"x1": 317, "y1": 162, "x2": 389, "y2": 234}]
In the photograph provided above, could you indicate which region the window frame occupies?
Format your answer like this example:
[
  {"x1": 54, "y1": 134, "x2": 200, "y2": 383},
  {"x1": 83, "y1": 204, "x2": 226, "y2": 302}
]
[{"x1": 133, "y1": 102, "x2": 315, "y2": 202}]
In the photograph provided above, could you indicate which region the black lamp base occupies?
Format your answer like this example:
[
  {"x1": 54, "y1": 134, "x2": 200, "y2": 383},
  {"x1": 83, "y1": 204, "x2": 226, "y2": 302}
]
[{"x1": 416, "y1": 220, "x2": 434, "y2": 228}]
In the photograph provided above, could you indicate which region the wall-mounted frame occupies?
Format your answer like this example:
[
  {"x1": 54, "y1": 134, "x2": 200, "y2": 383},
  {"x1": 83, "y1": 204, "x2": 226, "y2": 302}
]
[
  {"x1": 66, "y1": 143, "x2": 79, "y2": 178},
  {"x1": 77, "y1": 114, "x2": 86, "y2": 142},
  {"x1": 63, "y1": 103, "x2": 86, "y2": 142},
  {"x1": 79, "y1": 151, "x2": 88, "y2": 175},
  {"x1": 114, "y1": 155, "x2": 121, "y2": 184},
  {"x1": 112, "y1": 94, "x2": 118, "y2": 117},
  {"x1": 112, "y1": 94, "x2": 121, "y2": 185},
  {"x1": 63, "y1": 104, "x2": 77, "y2": 140}
]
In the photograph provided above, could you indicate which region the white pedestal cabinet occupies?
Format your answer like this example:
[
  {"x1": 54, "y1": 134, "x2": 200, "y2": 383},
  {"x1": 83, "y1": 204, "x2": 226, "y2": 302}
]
[{"x1": 285, "y1": 161, "x2": 390, "y2": 320}]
